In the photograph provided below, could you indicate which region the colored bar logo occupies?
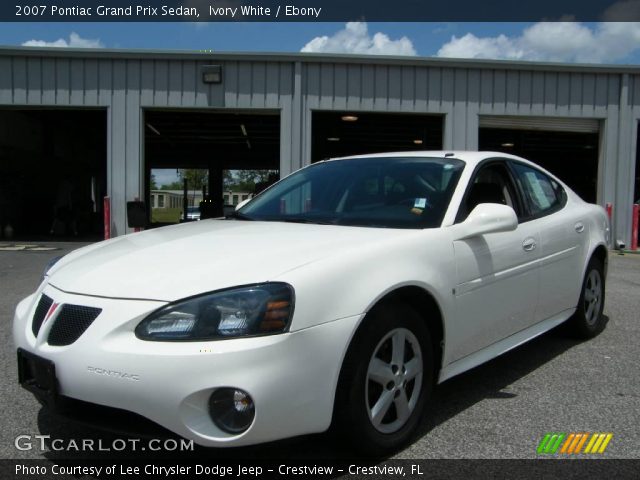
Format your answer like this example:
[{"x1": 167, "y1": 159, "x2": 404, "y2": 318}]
[{"x1": 537, "y1": 433, "x2": 613, "y2": 454}]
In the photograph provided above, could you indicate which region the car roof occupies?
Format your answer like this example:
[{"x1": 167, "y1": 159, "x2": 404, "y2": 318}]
[{"x1": 326, "y1": 150, "x2": 529, "y2": 168}]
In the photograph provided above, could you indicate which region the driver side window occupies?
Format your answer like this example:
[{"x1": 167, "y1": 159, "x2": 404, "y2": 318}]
[{"x1": 457, "y1": 162, "x2": 521, "y2": 222}]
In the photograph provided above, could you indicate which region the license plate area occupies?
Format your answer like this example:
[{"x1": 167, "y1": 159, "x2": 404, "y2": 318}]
[{"x1": 17, "y1": 348, "x2": 58, "y2": 406}]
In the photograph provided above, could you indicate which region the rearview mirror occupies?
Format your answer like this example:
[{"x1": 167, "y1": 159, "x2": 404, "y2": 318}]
[{"x1": 454, "y1": 203, "x2": 518, "y2": 240}]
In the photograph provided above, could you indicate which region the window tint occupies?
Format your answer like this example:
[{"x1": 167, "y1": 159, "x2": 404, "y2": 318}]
[{"x1": 510, "y1": 162, "x2": 563, "y2": 217}]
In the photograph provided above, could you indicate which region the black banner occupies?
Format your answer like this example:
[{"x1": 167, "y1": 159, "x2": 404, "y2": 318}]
[
  {"x1": 3, "y1": 0, "x2": 640, "y2": 22},
  {"x1": 2, "y1": 459, "x2": 640, "y2": 479}
]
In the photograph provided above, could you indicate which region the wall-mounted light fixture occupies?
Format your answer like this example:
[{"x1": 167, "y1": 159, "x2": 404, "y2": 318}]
[
  {"x1": 341, "y1": 115, "x2": 358, "y2": 122},
  {"x1": 202, "y1": 65, "x2": 222, "y2": 84}
]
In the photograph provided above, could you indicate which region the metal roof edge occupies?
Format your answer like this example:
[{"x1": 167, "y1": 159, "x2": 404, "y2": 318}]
[{"x1": 1, "y1": 46, "x2": 639, "y2": 74}]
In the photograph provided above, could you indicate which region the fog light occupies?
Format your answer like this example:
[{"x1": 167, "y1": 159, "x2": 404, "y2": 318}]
[{"x1": 208, "y1": 388, "x2": 255, "y2": 434}]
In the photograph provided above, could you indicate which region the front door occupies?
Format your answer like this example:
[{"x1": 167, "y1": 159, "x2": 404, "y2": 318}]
[{"x1": 450, "y1": 161, "x2": 541, "y2": 362}]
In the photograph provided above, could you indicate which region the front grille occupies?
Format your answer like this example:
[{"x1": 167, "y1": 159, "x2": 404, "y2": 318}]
[
  {"x1": 47, "y1": 305, "x2": 102, "y2": 346},
  {"x1": 32, "y1": 294, "x2": 54, "y2": 337}
]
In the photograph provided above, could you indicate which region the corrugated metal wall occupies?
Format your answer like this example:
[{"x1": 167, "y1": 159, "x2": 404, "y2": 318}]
[{"x1": 0, "y1": 50, "x2": 638, "y2": 243}]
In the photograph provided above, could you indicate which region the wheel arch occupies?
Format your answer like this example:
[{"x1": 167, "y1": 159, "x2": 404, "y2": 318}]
[
  {"x1": 371, "y1": 286, "x2": 445, "y2": 377},
  {"x1": 335, "y1": 284, "x2": 446, "y2": 396},
  {"x1": 329, "y1": 283, "x2": 445, "y2": 436},
  {"x1": 590, "y1": 243, "x2": 608, "y2": 277}
]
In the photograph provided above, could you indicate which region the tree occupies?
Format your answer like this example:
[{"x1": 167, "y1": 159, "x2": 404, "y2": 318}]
[
  {"x1": 178, "y1": 169, "x2": 209, "y2": 191},
  {"x1": 223, "y1": 170, "x2": 235, "y2": 190},
  {"x1": 149, "y1": 174, "x2": 158, "y2": 190},
  {"x1": 160, "y1": 181, "x2": 183, "y2": 191},
  {"x1": 223, "y1": 169, "x2": 278, "y2": 192}
]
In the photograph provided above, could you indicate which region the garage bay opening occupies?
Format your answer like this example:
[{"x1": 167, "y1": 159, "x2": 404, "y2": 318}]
[
  {"x1": 311, "y1": 112, "x2": 444, "y2": 162},
  {"x1": 144, "y1": 110, "x2": 279, "y2": 226},
  {"x1": 479, "y1": 116, "x2": 601, "y2": 203},
  {"x1": 0, "y1": 109, "x2": 107, "y2": 240}
]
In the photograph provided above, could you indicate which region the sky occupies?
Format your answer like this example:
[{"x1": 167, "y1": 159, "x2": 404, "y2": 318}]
[{"x1": 1, "y1": 21, "x2": 640, "y2": 64}]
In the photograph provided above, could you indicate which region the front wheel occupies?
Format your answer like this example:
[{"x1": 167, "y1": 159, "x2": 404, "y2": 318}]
[
  {"x1": 333, "y1": 303, "x2": 433, "y2": 455},
  {"x1": 566, "y1": 257, "x2": 606, "y2": 338}
]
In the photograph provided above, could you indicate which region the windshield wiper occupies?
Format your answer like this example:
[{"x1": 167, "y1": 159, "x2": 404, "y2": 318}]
[{"x1": 225, "y1": 211, "x2": 255, "y2": 221}]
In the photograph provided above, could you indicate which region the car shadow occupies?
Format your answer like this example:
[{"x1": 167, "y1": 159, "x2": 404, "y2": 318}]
[
  {"x1": 414, "y1": 321, "x2": 597, "y2": 440},
  {"x1": 35, "y1": 321, "x2": 596, "y2": 463}
]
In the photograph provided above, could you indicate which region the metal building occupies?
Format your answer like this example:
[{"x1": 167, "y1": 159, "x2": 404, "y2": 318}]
[{"x1": 0, "y1": 46, "x2": 638, "y2": 245}]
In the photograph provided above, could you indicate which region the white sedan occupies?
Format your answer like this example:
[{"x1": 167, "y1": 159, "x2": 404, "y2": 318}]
[{"x1": 14, "y1": 151, "x2": 609, "y2": 454}]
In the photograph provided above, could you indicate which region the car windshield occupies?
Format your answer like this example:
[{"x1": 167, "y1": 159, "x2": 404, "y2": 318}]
[
  {"x1": 187, "y1": 207, "x2": 199, "y2": 213},
  {"x1": 238, "y1": 157, "x2": 465, "y2": 229}
]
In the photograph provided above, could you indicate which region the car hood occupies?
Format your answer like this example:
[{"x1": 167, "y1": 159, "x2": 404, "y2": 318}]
[{"x1": 48, "y1": 219, "x2": 409, "y2": 301}]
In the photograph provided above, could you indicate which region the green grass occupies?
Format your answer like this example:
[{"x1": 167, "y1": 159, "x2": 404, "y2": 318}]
[{"x1": 151, "y1": 208, "x2": 182, "y2": 224}]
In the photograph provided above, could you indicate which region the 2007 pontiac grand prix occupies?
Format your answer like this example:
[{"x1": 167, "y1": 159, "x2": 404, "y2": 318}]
[{"x1": 14, "y1": 151, "x2": 609, "y2": 454}]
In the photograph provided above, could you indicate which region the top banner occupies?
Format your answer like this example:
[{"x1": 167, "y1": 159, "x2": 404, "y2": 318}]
[{"x1": 4, "y1": 0, "x2": 640, "y2": 22}]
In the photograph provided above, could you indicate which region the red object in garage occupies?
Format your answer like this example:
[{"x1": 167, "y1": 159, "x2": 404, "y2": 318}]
[
  {"x1": 103, "y1": 196, "x2": 111, "y2": 240},
  {"x1": 605, "y1": 202, "x2": 613, "y2": 221}
]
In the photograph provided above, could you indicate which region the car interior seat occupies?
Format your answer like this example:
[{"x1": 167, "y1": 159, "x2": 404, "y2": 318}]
[{"x1": 465, "y1": 182, "x2": 507, "y2": 218}]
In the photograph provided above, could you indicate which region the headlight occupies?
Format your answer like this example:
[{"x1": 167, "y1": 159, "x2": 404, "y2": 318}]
[
  {"x1": 41, "y1": 255, "x2": 64, "y2": 283},
  {"x1": 135, "y1": 283, "x2": 294, "y2": 341}
]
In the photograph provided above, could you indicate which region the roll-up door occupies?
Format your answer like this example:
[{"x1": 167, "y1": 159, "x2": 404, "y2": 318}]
[{"x1": 479, "y1": 116, "x2": 600, "y2": 134}]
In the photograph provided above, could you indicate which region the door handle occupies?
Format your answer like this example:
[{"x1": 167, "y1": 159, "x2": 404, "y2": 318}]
[
  {"x1": 575, "y1": 222, "x2": 585, "y2": 233},
  {"x1": 522, "y1": 238, "x2": 537, "y2": 252}
]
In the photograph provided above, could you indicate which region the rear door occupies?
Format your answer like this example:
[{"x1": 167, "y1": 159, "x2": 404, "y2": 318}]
[
  {"x1": 451, "y1": 160, "x2": 542, "y2": 361},
  {"x1": 508, "y1": 161, "x2": 586, "y2": 321}
]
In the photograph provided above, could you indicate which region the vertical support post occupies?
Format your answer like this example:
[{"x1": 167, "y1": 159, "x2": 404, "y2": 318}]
[
  {"x1": 632, "y1": 204, "x2": 639, "y2": 251},
  {"x1": 134, "y1": 196, "x2": 142, "y2": 233},
  {"x1": 210, "y1": 168, "x2": 223, "y2": 217},
  {"x1": 183, "y1": 178, "x2": 188, "y2": 222}
]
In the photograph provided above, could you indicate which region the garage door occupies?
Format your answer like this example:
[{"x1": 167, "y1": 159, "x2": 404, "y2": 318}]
[{"x1": 479, "y1": 116, "x2": 600, "y2": 134}]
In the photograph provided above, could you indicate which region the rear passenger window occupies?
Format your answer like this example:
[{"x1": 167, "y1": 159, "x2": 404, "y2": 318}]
[{"x1": 510, "y1": 162, "x2": 564, "y2": 218}]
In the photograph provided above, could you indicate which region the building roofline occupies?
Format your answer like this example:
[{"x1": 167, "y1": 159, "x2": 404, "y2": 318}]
[{"x1": 1, "y1": 45, "x2": 640, "y2": 74}]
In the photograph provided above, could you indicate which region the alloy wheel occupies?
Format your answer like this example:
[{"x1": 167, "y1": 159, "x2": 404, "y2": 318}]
[
  {"x1": 584, "y1": 269, "x2": 602, "y2": 326},
  {"x1": 365, "y1": 328, "x2": 423, "y2": 434}
]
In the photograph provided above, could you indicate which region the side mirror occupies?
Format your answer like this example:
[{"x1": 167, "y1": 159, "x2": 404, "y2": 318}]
[
  {"x1": 235, "y1": 198, "x2": 251, "y2": 211},
  {"x1": 454, "y1": 203, "x2": 518, "y2": 240}
]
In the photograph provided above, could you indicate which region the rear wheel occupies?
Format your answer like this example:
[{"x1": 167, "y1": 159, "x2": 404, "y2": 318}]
[
  {"x1": 333, "y1": 303, "x2": 433, "y2": 455},
  {"x1": 566, "y1": 257, "x2": 606, "y2": 338}
]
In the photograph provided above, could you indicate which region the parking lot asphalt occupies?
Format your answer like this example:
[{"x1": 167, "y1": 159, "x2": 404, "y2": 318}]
[{"x1": 0, "y1": 242, "x2": 638, "y2": 460}]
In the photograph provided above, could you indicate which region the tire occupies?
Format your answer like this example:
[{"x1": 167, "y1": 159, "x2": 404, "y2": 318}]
[
  {"x1": 566, "y1": 257, "x2": 606, "y2": 339},
  {"x1": 333, "y1": 302, "x2": 434, "y2": 456}
]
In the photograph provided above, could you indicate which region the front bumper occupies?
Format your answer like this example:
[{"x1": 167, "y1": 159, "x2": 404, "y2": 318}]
[{"x1": 13, "y1": 284, "x2": 361, "y2": 447}]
